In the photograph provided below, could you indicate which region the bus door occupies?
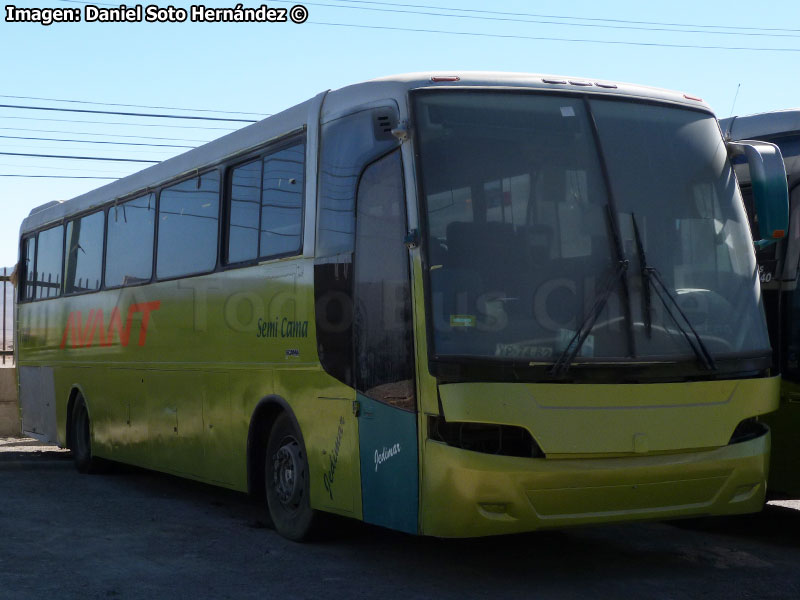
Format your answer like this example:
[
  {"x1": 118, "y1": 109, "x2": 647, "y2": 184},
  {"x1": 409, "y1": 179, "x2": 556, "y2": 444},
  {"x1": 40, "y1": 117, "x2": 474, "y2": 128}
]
[{"x1": 352, "y1": 149, "x2": 419, "y2": 534}]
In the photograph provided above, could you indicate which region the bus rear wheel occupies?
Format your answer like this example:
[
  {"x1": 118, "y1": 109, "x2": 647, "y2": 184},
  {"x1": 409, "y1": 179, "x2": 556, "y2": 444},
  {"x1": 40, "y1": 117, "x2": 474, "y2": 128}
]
[
  {"x1": 71, "y1": 396, "x2": 106, "y2": 474},
  {"x1": 265, "y1": 413, "x2": 316, "y2": 541}
]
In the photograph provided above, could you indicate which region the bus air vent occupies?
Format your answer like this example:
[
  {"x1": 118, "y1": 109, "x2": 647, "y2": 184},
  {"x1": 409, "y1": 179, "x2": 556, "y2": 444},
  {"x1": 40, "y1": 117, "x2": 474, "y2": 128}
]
[{"x1": 373, "y1": 112, "x2": 396, "y2": 141}]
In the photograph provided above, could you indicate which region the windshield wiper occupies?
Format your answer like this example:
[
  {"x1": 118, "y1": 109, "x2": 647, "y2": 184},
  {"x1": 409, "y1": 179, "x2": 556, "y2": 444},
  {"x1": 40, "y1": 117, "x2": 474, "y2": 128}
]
[
  {"x1": 631, "y1": 213, "x2": 716, "y2": 371},
  {"x1": 631, "y1": 213, "x2": 653, "y2": 338},
  {"x1": 550, "y1": 258, "x2": 629, "y2": 377}
]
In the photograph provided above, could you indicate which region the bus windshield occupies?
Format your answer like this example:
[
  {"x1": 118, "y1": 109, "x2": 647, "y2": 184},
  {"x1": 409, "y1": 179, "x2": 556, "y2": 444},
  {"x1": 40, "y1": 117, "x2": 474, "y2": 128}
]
[{"x1": 414, "y1": 90, "x2": 769, "y2": 369}]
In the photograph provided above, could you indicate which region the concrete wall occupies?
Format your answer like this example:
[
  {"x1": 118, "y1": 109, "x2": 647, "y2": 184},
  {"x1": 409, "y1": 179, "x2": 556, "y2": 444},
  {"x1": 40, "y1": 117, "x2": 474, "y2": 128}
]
[{"x1": 0, "y1": 366, "x2": 20, "y2": 437}]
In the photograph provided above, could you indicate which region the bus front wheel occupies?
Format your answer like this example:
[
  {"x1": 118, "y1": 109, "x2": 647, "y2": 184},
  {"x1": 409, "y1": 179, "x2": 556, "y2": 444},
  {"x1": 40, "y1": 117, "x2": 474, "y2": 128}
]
[{"x1": 265, "y1": 412, "x2": 316, "y2": 541}]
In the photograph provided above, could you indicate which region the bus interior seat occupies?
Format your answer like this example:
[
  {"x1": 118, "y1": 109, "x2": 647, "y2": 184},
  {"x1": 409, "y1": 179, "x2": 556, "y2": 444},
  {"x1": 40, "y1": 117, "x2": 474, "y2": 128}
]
[{"x1": 445, "y1": 221, "x2": 525, "y2": 289}]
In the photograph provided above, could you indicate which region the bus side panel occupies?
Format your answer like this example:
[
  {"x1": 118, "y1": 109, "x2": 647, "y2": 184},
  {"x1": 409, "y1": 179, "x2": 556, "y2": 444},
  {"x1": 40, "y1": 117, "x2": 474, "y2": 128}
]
[
  {"x1": 357, "y1": 393, "x2": 419, "y2": 534},
  {"x1": 145, "y1": 370, "x2": 230, "y2": 481},
  {"x1": 274, "y1": 368, "x2": 362, "y2": 519},
  {"x1": 230, "y1": 368, "x2": 274, "y2": 492},
  {"x1": 103, "y1": 368, "x2": 148, "y2": 465},
  {"x1": 65, "y1": 366, "x2": 140, "y2": 462},
  {"x1": 18, "y1": 365, "x2": 57, "y2": 443},
  {"x1": 79, "y1": 366, "x2": 239, "y2": 488},
  {"x1": 202, "y1": 371, "x2": 234, "y2": 486}
]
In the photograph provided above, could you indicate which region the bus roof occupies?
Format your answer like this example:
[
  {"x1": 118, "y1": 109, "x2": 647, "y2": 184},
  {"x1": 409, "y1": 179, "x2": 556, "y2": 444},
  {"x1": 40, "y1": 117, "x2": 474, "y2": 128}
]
[
  {"x1": 720, "y1": 109, "x2": 800, "y2": 142},
  {"x1": 19, "y1": 71, "x2": 713, "y2": 236},
  {"x1": 720, "y1": 109, "x2": 800, "y2": 189}
]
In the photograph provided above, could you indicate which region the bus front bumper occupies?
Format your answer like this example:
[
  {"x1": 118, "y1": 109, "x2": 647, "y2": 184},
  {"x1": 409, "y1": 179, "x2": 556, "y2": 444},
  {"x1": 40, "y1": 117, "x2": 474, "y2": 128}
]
[{"x1": 420, "y1": 430, "x2": 770, "y2": 537}]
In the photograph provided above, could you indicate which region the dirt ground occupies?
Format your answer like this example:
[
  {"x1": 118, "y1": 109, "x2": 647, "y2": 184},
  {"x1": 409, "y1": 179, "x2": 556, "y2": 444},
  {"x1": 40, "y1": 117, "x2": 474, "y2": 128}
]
[{"x1": 1, "y1": 437, "x2": 800, "y2": 600}]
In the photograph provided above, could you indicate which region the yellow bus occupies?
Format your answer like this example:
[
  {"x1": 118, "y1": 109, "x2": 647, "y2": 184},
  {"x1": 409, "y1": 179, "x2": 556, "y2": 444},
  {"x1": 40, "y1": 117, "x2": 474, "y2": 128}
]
[{"x1": 16, "y1": 73, "x2": 789, "y2": 540}]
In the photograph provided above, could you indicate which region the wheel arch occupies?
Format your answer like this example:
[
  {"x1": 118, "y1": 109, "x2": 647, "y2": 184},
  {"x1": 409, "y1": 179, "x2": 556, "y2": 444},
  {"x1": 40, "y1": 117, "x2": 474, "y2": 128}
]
[{"x1": 247, "y1": 395, "x2": 304, "y2": 497}]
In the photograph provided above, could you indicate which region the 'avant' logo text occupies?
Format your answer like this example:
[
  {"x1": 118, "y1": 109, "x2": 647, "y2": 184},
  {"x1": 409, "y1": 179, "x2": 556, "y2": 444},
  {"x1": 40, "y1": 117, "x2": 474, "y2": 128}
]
[{"x1": 60, "y1": 301, "x2": 161, "y2": 349}]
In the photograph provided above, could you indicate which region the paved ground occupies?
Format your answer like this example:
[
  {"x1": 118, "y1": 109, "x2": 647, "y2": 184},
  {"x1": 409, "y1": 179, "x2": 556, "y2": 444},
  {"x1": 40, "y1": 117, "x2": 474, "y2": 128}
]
[{"x1": 1, "y1": 437, "x2": 799, "y2": 600}]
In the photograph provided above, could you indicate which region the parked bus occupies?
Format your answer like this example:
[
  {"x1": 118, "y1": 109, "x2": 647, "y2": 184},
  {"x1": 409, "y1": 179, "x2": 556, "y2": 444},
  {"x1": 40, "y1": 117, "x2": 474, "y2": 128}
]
[
  {"x1": 16, "y1": 73, "x2": 789, "y2": 540},
  {"x1": 721, "y1": 109, "x2": 800, "y2": 497}
]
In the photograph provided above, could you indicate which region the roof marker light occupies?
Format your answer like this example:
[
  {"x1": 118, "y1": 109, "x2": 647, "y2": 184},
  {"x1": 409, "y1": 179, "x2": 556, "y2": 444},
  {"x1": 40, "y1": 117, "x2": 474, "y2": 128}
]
[
  {"x1": 684, "y1": 94, "x2": 703, "y2": 102},
  {"x1": 431, "y1": 75, "x2": 460, "y2": 82},
  {"x1": 569, "y1": 81, "x2": 592, "y2": 87},
  {"x1": 595, "y1": 82, "x2": 618, "y2": 89},
  {"x1": 542, "y1": 78, "x2": 567, "y2": 85}
]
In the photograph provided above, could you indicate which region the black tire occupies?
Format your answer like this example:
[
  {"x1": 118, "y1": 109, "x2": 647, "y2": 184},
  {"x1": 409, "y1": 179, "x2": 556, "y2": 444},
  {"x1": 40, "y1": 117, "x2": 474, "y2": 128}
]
[
  {"x1": 71, "y1": 396, "x2": 106, "y2": 474},
  {"x1": 265, "y1": 412, "x2": 316, "y2": 541}
]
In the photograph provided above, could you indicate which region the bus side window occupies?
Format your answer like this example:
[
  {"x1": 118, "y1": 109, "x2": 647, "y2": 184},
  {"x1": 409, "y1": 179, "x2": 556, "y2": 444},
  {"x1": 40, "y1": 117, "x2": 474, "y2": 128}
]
[
  {"x1": 106, "y1": 194, "x2": 156, "y2": 288},
  {"x1": 35, "y1": 225, "x2": 63, "y2": 299},
  {"x1": 226, "y1": 140, "x2": 305, "y2": 264},
  {"x1": 20, "y1": 236, "x2": 36, "y2": 301},
  {"x1": 157, "y1": 171, "x2": 220, "y2": 279},
  {"x1": 260, "y1": 143, "x2": 304, "y2": 258},
  {"x1": 227, "y1": 160, "x2": 261, "y2": 264},
  {"x1": 353, "y1": 149, "x2": 415, "y2": 410},
  {"x1": 64, "y1": 210, "x2": 104, "y2": 294}
]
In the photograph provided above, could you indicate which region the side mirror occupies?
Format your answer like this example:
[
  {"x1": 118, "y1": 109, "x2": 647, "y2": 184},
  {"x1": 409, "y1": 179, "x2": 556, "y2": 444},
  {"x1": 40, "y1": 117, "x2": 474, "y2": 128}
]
[{"x1": 728, "y1": 140, "x2": 789, "y2": 247}]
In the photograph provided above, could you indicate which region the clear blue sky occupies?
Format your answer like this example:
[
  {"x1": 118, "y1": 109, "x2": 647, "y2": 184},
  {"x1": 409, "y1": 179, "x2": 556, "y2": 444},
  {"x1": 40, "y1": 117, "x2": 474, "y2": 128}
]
[{"x1": 1, "y1": 0, "x2": 799, "y2": 267}]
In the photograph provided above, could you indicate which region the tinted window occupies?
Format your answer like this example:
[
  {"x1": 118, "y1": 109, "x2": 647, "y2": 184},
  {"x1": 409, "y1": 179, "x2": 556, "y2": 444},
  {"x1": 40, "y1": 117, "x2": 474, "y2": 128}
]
[
  {"x1": 314, "y1": 110, "x2": 398, "y2": 386},
  {"x1": 227, "y1": 161, "x2": 261, "y2": 263},
  {"x1": 21, "y1": 236, "x2": 36, "y2": 301},
  {"x1": 35, "y1": 225, "x2": 63, "y2": 299},
  {"x1": 64, "y1": 211, "x2": 104, "y2": 294},
  {"x1": 318, "y1": 110, "x2": 399, "y2": 258},
  {"x1": 415, "y1": 93, "x2": 615, "y2": 360},
  {"x1": 106, "y1": 194, "x2": 156, "y2": 287},
  {"x1": 157, "y1": 171, "x2": 220, "y2": 279},
  {"x1": 590, "y1": 99, "x2": 769, "y2": 357},
  {"x1": 314, "y1": 111, "x2": 400, "y2": 386},
  {"x1": 353, "y1": 150, "x2": 415, "y2": 410},
  {"x1": 416, "y1": 91, "x2": 766, "y2": 367},
  {"x1": 260, "y1": 144, "x2": 304, "y2": 257}
]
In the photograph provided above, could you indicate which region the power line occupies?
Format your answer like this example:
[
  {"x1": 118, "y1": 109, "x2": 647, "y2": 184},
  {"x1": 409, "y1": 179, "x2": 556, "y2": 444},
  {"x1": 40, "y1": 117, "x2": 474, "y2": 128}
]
[
  {"x1": 0, "y1": 94, "x2": 268, "y2": 118},
  {"x1": 328, "y1": 0, "x2": 800, "y2": 33},
  {"x1": 0, "y1": 126, "x2": 212, "y2": 143},
  {"x1": 0, "y1": 161, "x2": 132, "y2": 174},
  {"x1": 0, "y1": 103, "x2": 257, "y2": 123},
  {"x1": 0, "y1": 115, "x2": 238, "y2": 131},
  {"x1": 308, "y1": 21, "x2": 800, "y2": 52},
  {"x1": 0, "y1": 134, "x2": 194, "y2": 149},
  {"x1": 0, "y1": 151, "x2": 159, "y2": 163},
  {"x1": 0, "y1": 142, "x2": 178, "y2": 155},
  {"x1": 0, "y1": 174, "x2": 119, "y2": 180},
  {"x1": 288, "y1": 0, "x2": 800, "y2": 38},
  {"x1": 61, "y1": 0, "x2": 800, "y2": 34}
]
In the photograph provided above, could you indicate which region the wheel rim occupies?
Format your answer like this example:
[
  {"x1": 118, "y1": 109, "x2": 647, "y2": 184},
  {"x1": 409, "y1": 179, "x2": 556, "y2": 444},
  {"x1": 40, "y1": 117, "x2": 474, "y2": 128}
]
[{"x1": 272, "y1": 437, "x2": 303, "y2": 509}]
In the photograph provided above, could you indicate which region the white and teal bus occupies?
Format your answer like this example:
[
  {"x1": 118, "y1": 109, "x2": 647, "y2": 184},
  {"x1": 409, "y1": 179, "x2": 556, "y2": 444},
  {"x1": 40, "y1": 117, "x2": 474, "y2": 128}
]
[
  {"x1": 16, "y1": 73, "x2": 788, "y2": 540},
  {"x1": 722, "y1": 109, "x2": 800, "y2": 496}
]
